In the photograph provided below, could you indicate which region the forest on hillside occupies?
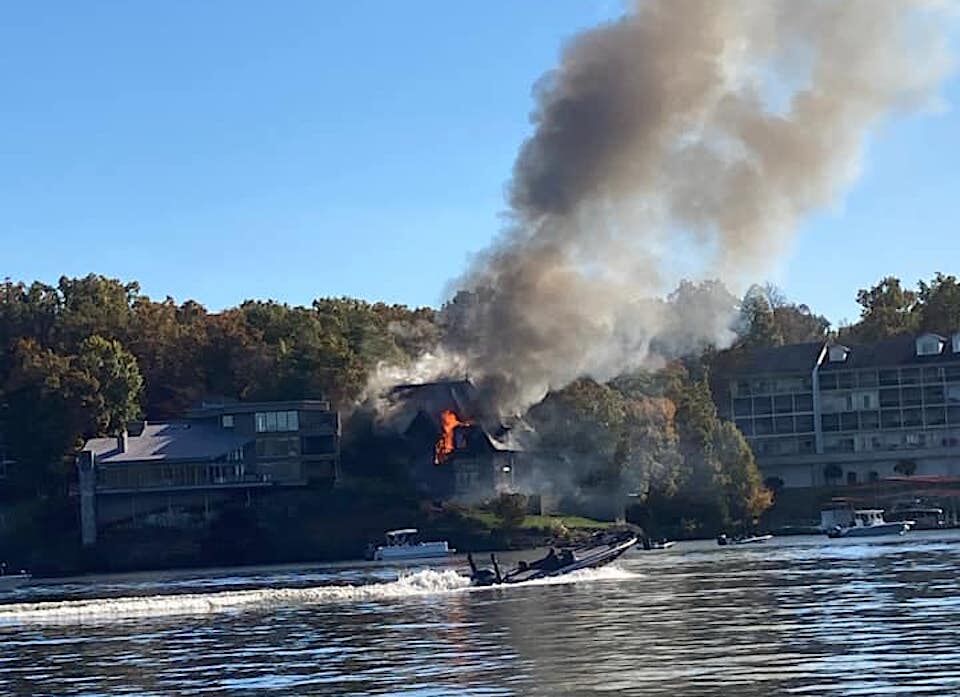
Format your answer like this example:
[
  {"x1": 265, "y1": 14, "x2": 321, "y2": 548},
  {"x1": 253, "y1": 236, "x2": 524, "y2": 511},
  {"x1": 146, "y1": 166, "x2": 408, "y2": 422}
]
[{"x1": 1, "y1": 271, "x2": 959, "y2": 555}]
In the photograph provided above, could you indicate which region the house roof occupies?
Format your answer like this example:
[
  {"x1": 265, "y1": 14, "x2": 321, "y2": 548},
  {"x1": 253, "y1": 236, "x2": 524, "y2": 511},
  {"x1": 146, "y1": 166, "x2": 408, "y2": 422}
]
[
  {"x1": 388, "y1": 380, "x2": 481, "y2": 432},
  {"x1": 820, "y1": 333, "x2": 960, "y2": 371},
  {"x1": 728, "y1": 342, "x2": 824, "y2": 375},
  {"x1": 83, "y1": 423, "x2": 253, "y2": 465},
  {"x1": 730, "y1": 332, "x2": 960, "y2": 376}
]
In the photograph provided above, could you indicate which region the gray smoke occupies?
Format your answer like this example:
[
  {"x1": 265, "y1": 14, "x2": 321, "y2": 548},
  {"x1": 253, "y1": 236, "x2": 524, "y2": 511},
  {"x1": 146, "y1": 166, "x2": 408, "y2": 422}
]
[{"x1": 374, "y1": 0, "x2": 955, "y2": 416}]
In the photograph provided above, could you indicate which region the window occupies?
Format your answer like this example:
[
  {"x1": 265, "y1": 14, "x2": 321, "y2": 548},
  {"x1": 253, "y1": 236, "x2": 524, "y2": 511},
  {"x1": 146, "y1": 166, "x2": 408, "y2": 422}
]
[
  {"x1": 954, "y1": 333, "x2": 960, "y2": 353},
  {"x1": 916, "y1": 335, "x2": 944, "y2": 356},
  {"x1": 923, "y1": 385, "x2": 945, "y2": 405},
  {"x1": 847, "y1": 471, "x2": 858, "y2": 485},
  {"x1": 858, "y1": 370, "x2": 878, "y2": 388},
  {"x1": 301, "y1": 435, "x2": 337, "y2": 455},
  {"x1": 733, "y1": 398, "x2": 752, "y2": 417},
  {"x1": 879, "y1": 370, "x2": 900, "y2": 387},
  {"x1": 775, "y1": 416, "x2": 794, "y2": 434},
  {"x1": 879, "y1": 388, "x2": 901, "y2": 408},
  {"x1": 795, "y1": 414, "x2": 815, "y2": 432},
  {"x1": 903, "y1": 408, "x2": 923, "y2": 427},
  {"x1": 774, "y1": 395, "x2": 794, "y2": 414},
  {"x1": 798, "y1": 438, "x2": 815, "y2": 454},
  {"x1": 860, "y1": 411, "x2": 880, "y2": 430},
  {"x1": 947, "y1": 366, "x2": 960, "y2": 383},
  {"x1": 221, "y1": 414, "x2": 234, "y2": 428},
  {"x1": 948, "y1": 385, "x2": 960, "y2": 404},
  {"x1": 923, "y1": 367, "x2": 943, "y2": 382},
  {"x1": 254, "y1": 410, "x2": 300, "y2": 433},
  {"x1": 256, "y1": 437, "x2": 299, "y2": 457},
  {"x1": 821, "y1": 414, "x2": 840, "y2": 432},
  {"x1": 828, "y1": 346, "x2": 849, "y2": 363},
  {"x1": 819, "y1": 373, "x2": 838, "y2": 390},
  {"x1": 869, "y1": 471, "x2": 879, "y2": 483},
  {"x1": 735, "y1": 419, "x2": 753, "y2": 436},
  {"x1": 795, "y1": 394, "x2": 814, "y2": 412},
  {"x1": 838, "y1": 372, "x2": 855, "y2": 389},
  {"x1": 900, "y1": 368, "x2": 921, "y2": 385},
  {"x1": 753, "y1": 396, "x2": 773, "y2": 415},
  {"x1": 840, "y1": 412, "x2": 859, "y2": 431},
  {"x1": 754, "y1": 418, "x2": 773, "y2": 435},
  {"x1": 925, "y1": 407, "x2": 946, "y2": 426},
  {"x1": 902, "y1": 387, "x2": 922, "y2": 407},
  {"x1": 881, "y1": 410, "x2": 902, "y2": 429},
  {"x1": 736, "y1": 380, "x2": 752, "y2": 396},
  {"x1": 861, "y1": 394, "x2": 873, "y2": 410}
]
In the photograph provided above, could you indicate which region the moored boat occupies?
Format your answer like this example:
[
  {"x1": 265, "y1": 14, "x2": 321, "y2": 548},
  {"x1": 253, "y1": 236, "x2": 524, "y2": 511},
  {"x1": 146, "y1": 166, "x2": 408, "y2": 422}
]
[
  {"x1": 716, "y1": 533, "x2": 773, "y2": 546},
  {"x1": 825, "y1": 509, "x2": 911, "y2": 538},
  {"x1": 0, "y1": 569, "x2": 31, "y2": 591},
  {"x1": 372, "y1": 528, "x2": 455, "y2": 561}
]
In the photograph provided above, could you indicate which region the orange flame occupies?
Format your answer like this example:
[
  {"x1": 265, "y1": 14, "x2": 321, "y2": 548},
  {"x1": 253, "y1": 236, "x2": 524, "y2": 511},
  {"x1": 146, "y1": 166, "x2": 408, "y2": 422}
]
[{"x1": 434, "y1": 409, "x2": 471, "y2": 465}]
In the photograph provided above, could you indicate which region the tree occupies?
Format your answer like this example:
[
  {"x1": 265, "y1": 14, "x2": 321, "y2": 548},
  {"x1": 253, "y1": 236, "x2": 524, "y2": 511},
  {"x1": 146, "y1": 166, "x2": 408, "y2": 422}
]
[
  {"x1": 490, "y1": 492, "x2": 528, "y2": 530},
  {"x1": 75, "y1": 335, "x2": 144, "y2": 434},
  {"x1": 915, "y1": 273, "x2": 960, "y2": 333},
  {"x1": 713, "y1": 421, "x2": 773, "y2": 523},
  {"x1": 737, "y1": 287, "x2": 784, "y2": 349},
  {"x1": 846, "y1": 277, "x2": 917, "y2": 342}
]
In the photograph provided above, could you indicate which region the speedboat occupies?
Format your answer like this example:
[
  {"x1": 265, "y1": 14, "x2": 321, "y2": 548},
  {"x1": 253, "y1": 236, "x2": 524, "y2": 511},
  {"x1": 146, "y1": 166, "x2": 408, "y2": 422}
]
[
  {"x1": 717, "y1": 533, "x2": 773, "y2": 546},
  {"x1": 642, "y1": 538, "x2": 675, "y2": 550},
  {"x1": 825, "y1": 509, "x2": 910, "y2": 538},
  {"x1": 372, "y1": 528, "x2": 454, "y2": 561},
  {"x1": 467, "y1": 530, "x2": 638, "y2": 586}
]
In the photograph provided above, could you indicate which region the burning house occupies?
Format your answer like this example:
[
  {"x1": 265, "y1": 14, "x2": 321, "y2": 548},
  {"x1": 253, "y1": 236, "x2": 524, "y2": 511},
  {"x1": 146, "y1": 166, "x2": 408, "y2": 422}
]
[{"x1": 386, "y1": 380, "x2": 520, "y2": 502}]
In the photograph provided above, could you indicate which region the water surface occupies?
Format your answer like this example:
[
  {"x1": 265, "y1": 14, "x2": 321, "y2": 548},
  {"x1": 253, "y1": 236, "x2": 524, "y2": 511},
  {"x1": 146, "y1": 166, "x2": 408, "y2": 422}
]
[{"x1": 3, "y1": 531, "x2": 960, "y2": 695}]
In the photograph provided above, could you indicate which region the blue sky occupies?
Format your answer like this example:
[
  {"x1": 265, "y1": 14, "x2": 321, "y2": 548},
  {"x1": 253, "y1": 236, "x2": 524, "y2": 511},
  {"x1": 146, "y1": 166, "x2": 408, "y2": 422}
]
[{"x1": 1, "y1": 1, "x2": 958, "y2": 328}]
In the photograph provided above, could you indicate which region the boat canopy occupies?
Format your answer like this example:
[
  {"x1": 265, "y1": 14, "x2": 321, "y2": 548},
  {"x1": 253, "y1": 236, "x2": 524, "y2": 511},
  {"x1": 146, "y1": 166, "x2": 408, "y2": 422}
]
[{"x1": 386, "y1": 528, "x2": 418, "y2": 537}]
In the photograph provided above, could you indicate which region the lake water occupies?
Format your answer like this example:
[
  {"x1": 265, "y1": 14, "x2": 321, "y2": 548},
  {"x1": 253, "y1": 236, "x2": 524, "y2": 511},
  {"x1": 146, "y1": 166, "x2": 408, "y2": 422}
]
[{"x1": 3, "y1": 530, "x2": 960, "y2": 696}]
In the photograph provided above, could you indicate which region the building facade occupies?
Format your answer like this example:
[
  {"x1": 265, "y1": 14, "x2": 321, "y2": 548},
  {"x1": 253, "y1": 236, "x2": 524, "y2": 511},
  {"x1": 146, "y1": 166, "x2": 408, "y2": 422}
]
[
  {"x1": 722, "y1": 332, "x2": 960, "y2": 488},
  {"x1": 77, "y1": 400, "x2": 340, "y2": 545}
]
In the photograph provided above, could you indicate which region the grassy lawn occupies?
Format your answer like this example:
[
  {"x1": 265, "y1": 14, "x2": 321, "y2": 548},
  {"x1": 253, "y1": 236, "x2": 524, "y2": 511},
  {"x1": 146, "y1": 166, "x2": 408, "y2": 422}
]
[{"x1": 465, "y1": 511, "x2": 612, "y2": 530}]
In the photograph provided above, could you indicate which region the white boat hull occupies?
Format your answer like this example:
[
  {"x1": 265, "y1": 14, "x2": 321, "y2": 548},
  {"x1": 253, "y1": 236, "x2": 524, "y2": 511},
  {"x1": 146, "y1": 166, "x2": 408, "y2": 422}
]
[
  {"x1": 373, "y1": 542, "x2": 453, "y2": 561},
  {"x1": 828, "y1": 522, "x2": 910, "y2": 538}
]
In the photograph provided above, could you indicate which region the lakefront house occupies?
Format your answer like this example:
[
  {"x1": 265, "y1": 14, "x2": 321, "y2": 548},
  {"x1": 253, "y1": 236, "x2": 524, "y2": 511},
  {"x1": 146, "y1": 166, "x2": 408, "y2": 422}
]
[{"x1": 76, "y1": 399, "x2": 340, "y2": 545}]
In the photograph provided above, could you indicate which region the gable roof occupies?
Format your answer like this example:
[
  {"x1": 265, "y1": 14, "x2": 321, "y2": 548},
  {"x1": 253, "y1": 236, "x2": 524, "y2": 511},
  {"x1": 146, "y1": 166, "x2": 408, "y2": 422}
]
[
  {"x1": 820, "y1": 333, "x2": 960, "y2": 371},
  {"x1": 728, "y1": 342, "x2": 824, "y2": 375},
  {"x1": 83, "y1": 423, "x2": 253, "y2": 464}
]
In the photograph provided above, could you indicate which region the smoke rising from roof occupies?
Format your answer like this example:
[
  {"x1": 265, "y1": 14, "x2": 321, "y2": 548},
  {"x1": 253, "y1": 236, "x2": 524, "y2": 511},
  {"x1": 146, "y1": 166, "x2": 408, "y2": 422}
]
[{"x1": 372, "y1": 0, "x2": 956, "y2": 415}]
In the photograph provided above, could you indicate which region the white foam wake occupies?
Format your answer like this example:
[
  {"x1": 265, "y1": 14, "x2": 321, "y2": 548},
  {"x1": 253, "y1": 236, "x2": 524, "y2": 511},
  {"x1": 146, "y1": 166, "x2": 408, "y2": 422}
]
[{"x1": 0, "y1": 565, "x2": 636, "y2": 626}]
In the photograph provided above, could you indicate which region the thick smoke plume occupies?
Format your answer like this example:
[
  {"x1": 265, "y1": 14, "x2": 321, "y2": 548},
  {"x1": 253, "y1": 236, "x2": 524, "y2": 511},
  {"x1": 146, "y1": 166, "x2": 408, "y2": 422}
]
[{"x1": 374, "y1": 0, "x2": 955, "y2": 416}]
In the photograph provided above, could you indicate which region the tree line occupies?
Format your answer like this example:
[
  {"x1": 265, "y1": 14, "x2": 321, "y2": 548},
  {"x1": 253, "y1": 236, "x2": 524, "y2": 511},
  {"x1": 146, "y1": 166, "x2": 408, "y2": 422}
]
[{"x1": 1, "y1": 271, "x2": 957, "y2": 539}]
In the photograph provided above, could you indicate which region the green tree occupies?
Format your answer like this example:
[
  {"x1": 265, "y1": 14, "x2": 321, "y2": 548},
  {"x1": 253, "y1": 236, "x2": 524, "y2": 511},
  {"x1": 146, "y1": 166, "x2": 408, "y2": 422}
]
[
  {"x1": 846, "y1": 276, "x2": 918, "y2": 342},
  {"x1": 915, "y1": 273, "x2": 960, "y2": 333},
  {"x1": 76, "y1": 335, "x2": 144, "y2": 434}
]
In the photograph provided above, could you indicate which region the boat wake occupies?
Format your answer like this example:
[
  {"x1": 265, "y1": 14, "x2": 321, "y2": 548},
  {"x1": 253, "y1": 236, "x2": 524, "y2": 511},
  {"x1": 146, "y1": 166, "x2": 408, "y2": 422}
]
[{"x1": 0, "y1": 565, "x2": 636, "y2": 626}]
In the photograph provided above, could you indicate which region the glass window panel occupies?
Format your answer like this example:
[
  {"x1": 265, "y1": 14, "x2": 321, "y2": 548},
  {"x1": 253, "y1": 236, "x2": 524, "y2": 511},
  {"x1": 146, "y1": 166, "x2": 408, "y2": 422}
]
[
  {"x1": 265, "y1": 412, "x2": 278, "y2": 432},
  {"x1": 840, "y1": 412, "x2": 859, "y2": 431},
  {"x1": 901, "y1": 368, "x2": 921, "y2": 385},
  {"x1": 774, "y1": 395, "x2": 793, "y2": 414},
  {"x1": 255, "y1": 413, "x2": 267, "y2": 433},
  {"x1": 903, "y1": 408, "x2": 923, "y2": 427},
  {"x1": 879, "y1": 389, "x2": 901, "y2": 408},
  {"x1": 795, "y1": 414, "x2": 815, "y2": 432},
  {"x1": 923, "y1": 367, "x2": 943, "y2": 382},
  {"x1": 736, "y1": 380, "x2": 751, "y2": 396},
  {"x1": 775, "y1": 416, "x2": 794, "y2": 434},
  {"x1": 734, "y1": 398, "x2": 752, "y2": 417},
  {"x1": 858, "y1": 370, "x2": 878, "y2": 387},
  {"x1": 288, "y1": 411, "x2": 299, "y2": 431},
  {"x1": 881, "y1": 410, "x2": 902, "y2": 429},
  {"x1": 948, "y1": 385, "x2": 960, "y2": 404},
  {"x1": 948, "y1": 406, "x2": 960, "y2": 424},
  {"x1": 902, "y1": 387, "x2": 922, "y2": 407},
  {"x1": 860, "y1": 411, "x2": 880, "y2": 430},
  {"x1": 946, "y1": 366, "x2": 960, "y2": 383},
  {"x1": 755, "y1": 418, "x2": 773, "y2": 435},
  {"x1": 838, "y1": 372, "x2": 855, "y2": 389},
  {"x1": 276, "y1": 411, "x2": 289, "y2": 431},
  {"x1": 924, "y1": 385, "x2": 945, "y2": 404},
  {"x1": 879, "y1": 370, "x2": 899, "y2": 387},
  {"x1": 819, "y1": 373, "x2": 838, "y2": 390},
  {"x1": 754, "y1": 397, "x2": 773, "y2": 415},
  {"x1": 795, "y1": 394, "x2": 813, "y2": 412},
  {"x1": 925, "y1": 407, "x2": 946, "y2": 426},
  {"x1": 821, "y1": 414, "x2": 840, "y2": 432}
]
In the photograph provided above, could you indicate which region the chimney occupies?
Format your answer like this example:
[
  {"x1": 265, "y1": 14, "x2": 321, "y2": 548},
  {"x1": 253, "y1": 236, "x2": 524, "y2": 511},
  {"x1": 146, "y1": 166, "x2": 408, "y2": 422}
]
[{"x1": 117, "y1": 430, "x2": 128, "y2": 453}]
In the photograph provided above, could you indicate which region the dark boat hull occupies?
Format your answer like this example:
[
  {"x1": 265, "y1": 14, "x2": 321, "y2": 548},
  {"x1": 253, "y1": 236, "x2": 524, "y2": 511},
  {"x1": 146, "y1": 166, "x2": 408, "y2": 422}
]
[{"x1": 469, "y1": 533, "x2": 638, "y2": 586}]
